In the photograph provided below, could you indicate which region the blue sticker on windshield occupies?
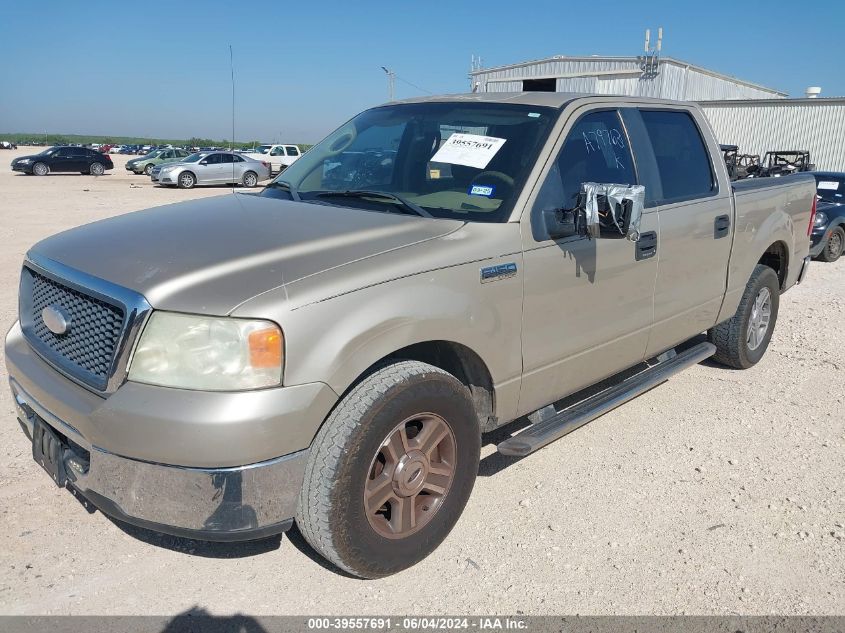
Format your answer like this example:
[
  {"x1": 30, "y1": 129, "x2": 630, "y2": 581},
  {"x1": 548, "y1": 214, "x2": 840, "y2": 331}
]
[{"x1": 469, "y1": 184, "x2": 496, "y2": 197}]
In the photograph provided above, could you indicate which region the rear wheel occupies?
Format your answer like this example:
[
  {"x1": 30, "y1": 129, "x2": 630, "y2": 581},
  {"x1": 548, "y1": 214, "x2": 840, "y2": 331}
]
[
  {"x1": 90, "y1": 162, "x2": 105, "y2": 176},
  {"x1": 296, "y1": 361, "x2": 480, "y2": 578},
  {"x1": 177, "y1": 171, "x2": 196, "y2": 189},
  {"x1": 32, "y1": 162, "x2": 48, "y2": 176},
  {"x1": 708, "y1": 264, "x2": 780, "y2": 369},
  {"x1": 242, "y1": 171, "x2": 258, "y2": 187},
  {"x1": 818, "y1": 226, "x2": 844, "y2": 263}
]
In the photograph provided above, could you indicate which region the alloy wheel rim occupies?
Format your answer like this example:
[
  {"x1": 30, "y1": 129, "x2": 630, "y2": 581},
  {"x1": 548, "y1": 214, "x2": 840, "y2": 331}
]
[
  {"x1": 830, "y1": 231, "x2": 843, "y2": 257},
  {"x1": 364, "y1": 413, "x2": 456, "y2": 539},
  {"x1": 746, "y1": 286, "x2": 772, "y2": 351},
  {"x1": 180, "y1": 174, "x2": 193, "y2": 187},
  {"x1": 246, "y1": 173, "x2": 256, "y2": 186}
]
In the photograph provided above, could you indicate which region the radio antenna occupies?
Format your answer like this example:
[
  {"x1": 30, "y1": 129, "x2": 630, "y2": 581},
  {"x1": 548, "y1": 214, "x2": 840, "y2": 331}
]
[{"x1": 229, "y1": 44, "x2": 236, "y2": 190}]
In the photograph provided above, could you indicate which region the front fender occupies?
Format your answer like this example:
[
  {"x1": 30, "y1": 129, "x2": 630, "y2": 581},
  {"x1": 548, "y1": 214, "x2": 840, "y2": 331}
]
[{"x1": 235, "y1": 259, "x2": 525, "y2": 425}]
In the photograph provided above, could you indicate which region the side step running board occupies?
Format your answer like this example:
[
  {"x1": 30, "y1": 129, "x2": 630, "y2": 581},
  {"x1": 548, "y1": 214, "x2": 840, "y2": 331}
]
[{"x1": 497, "y1": 342, "x2": 716, "y2": 457}]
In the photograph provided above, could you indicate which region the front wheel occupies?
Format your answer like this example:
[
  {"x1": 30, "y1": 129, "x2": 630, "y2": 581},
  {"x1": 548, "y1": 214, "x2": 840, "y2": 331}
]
[
  {"x1": 144, "y1": 163, "x2": 154, "y2": 176},
  {"x1": 177, "y1": 171, "x2": 196, "y2": 189},
  {"x1": 296, "y1": 361, "x2": 480, "y2": 578},
  {"x1": 32, "y1": 162, "x2": 48, "y2": 176},
  {"x1": 818, "y1": 226, "x2": 844, "y2": 263},
  {"x1": 708, "y1": 264, "x2": 780, "y2": 369}
]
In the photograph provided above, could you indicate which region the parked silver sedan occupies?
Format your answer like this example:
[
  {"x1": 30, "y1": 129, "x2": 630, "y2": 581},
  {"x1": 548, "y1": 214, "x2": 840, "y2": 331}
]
[{"x1": 152, "y1": 151, "x2": 271, "y2": 189}]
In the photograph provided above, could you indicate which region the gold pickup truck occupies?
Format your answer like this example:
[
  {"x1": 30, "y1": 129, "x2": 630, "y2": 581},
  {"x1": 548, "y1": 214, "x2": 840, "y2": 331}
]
[{"x1": 6, "y1": 92, "x2": 815, "y2": 578}]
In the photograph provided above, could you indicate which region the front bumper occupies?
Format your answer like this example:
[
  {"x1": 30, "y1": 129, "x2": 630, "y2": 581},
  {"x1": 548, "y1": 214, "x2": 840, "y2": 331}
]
[
  {"x1": 11, "y1": 163, "x2": 32, "y2": 173},
  {"x1": 810, "y1": 228, "x2": 827, "y2": 257},
  {"x1": 6, "y1": 322, "x2": 338, "y2": 540}
]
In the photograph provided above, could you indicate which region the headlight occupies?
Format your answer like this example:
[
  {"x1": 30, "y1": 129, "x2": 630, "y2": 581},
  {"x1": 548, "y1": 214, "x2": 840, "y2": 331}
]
[
  {"x1": 814, "y1": 211, "x2": 828, "y2": 227},
  {"x1": 128, "y1": 312, "x2": 283, "y2": 390},
  {"x1": 18, "y1": 158, "x2": 31, "y2": 163}
]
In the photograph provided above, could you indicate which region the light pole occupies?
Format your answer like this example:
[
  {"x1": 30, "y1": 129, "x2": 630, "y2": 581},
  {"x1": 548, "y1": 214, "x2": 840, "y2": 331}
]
[{"x1": 381, "y1": 66, "x2": 395, "y2": 101}]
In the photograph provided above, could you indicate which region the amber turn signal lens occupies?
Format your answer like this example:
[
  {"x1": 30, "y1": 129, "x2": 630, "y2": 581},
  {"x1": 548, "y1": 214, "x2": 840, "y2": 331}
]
[{"x1": 248, "y1": 326, "x2": 283, "y2": 368}]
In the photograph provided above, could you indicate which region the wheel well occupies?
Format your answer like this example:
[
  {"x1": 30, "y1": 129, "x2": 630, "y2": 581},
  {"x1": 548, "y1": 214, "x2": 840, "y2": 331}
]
[
  {"x1": 759, "y1": 241, "x2": 788, "y2": 289},
  {"x1": 382, "y1": 341, "x2": 496, "y2": 431}
]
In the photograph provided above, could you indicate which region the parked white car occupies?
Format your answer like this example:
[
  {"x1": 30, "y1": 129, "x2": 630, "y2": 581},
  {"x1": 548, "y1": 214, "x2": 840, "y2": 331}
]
[{"x1": 242, "y1": 144, "x2": 301, "y2": 174}]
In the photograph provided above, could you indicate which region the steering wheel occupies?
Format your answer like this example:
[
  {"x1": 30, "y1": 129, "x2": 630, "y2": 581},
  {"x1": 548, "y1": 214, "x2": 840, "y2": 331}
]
[{"x1": 469, "y1": 171, "x2": 514, "y2": 198}]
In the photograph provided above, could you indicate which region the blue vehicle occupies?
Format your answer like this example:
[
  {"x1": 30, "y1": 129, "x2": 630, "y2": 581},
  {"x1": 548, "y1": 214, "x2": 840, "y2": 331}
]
[{"x1": 810, "y1": 171, "x2": 845, "y2": 262}]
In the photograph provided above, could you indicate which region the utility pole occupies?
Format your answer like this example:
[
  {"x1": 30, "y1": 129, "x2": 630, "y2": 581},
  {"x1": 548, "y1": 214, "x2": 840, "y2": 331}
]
[{"x1": 381, "y1": 66, "x2": 396, "y2": 101}]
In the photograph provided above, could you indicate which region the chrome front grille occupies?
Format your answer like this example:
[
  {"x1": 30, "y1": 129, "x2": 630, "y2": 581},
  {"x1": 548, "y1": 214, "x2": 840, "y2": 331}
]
[{"x1": 19, "y1": 259, "x2": 150, "y2": 393}]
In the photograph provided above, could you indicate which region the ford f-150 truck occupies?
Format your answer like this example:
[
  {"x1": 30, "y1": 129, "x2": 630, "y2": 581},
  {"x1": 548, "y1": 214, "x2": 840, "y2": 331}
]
[{"x1": 5, "y1": 93, "x2": 815, "y2": 579}]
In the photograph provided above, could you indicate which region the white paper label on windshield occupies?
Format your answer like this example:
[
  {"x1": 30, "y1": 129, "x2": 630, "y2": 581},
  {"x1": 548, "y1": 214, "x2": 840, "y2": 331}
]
[
  {"x1": 430, "y1": 133, "x2": 507, "y2": 169},
  {"x1": 818, "y1": 180, "x2": 840, "y2": 190}
]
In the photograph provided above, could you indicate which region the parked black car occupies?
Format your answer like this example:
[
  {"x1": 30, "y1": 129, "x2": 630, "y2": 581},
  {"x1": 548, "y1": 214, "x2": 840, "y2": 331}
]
[
  {"x1": 810, "y1": 171, "x2": 845, "y2": 263},
  {"x1": 10, "y1": 146, "x2": 114, "y2": 176}
]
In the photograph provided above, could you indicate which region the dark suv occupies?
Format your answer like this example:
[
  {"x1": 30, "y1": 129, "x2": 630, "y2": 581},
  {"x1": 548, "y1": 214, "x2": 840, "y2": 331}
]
[
  {"x1": 810, "y1": 171, "x2": 845, "y2": 262},
  {"x1": 11, "y1": 146, "x2": 114, "y2": 176}
]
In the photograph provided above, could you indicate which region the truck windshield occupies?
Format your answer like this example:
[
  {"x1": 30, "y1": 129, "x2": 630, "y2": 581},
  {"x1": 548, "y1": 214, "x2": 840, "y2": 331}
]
[
  {"x1": 262, "y1": 102, "x2": 556, "y2": 222},
  {"x1": 815, "y1": 176, "x2": 845, "y2": 203}
]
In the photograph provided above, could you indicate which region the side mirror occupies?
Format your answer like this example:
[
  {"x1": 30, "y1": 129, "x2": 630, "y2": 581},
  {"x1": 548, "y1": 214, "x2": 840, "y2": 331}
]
[
  {"x1": 579, "y1": 183, "x2": 645, "y2": 240},
  {"x1": 543, "y1": 207, "x2": 578, "y2": 240},
  {"x1": 199, "y1": 160, "x2": 208, "y2": 165}
]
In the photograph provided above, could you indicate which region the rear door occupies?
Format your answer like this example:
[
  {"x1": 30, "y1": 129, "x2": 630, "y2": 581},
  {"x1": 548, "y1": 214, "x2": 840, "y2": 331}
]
[
  {"x1": 624, "y1": 107, "x2": 733, "y2": 356},
  {"x1": 518, "y1": 107, "x2": 660, "y2": 415}
]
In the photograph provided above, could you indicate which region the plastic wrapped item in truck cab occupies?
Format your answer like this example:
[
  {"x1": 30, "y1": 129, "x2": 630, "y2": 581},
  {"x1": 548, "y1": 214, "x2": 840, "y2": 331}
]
[{"x1": 580, "y1": 182, "x2": 645, "y2": 241}]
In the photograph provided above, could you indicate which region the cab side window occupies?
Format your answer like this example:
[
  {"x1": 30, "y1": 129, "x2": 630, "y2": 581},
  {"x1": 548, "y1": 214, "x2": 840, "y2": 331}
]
[
  {"x1": 285, "y1": 146, "x2": 300, "y2": 156},
  {"x1": 270, "y1": 146, "x2": 284, "y2": 156},
  {"x1": 204, "y1": 154, "x2": 222, "y2": 165},
  {"x1": 533, "y1": 110, "x2": 637, "y2": 216},
  {"x1": 639, "y1": 110, "x2": 715, "y2": 202}
]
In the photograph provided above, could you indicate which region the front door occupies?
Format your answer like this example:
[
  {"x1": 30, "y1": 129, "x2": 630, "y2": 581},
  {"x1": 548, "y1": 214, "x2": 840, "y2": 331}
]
[
  {"x1": 197, "y1": 153, "x2": 224, "y2": 183},
  {"x1": 518, "y1": 107, "x2": 659, "y2": 416}
]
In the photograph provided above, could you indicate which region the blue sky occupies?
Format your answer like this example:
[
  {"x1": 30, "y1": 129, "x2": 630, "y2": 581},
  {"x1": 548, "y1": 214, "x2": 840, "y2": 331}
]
[{"x1": 1, "y1": 0, "x2": 843, "y2": 143}]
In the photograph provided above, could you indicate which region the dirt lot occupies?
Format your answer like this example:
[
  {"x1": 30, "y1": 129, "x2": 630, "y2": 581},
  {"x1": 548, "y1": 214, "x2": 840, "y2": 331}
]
[{"x1": 0, "y1": 147, "x2": 843, "y2": 616}]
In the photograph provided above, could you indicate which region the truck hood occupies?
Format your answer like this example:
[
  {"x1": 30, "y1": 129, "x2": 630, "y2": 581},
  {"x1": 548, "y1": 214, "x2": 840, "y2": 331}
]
[{"x1": 29, "y1": 193, "x2": 463, "y2": 315}]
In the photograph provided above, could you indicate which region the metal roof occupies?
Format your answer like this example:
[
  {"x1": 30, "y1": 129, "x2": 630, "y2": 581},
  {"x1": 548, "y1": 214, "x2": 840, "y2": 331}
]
[
  {"x1": 390, "y1": 92, "x2": 697, "y2": 109},
  {"x1": 470, "y1": 55, "x2": 787, "y2": 97}
]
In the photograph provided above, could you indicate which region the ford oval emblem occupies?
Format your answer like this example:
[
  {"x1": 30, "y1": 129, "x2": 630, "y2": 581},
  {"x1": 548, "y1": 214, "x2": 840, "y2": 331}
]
[{"x1": 42, "y1": 305, "x2": 72, "y2": 335}]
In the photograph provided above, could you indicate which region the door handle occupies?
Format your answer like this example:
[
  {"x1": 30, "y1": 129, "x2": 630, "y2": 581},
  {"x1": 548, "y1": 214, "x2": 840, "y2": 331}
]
[
  {"x1": 714, "y1": 214, "x2": 731, "y2": 238},
  {"x1": 635, "y1": 231, "x2": 657, "y2": 261}
]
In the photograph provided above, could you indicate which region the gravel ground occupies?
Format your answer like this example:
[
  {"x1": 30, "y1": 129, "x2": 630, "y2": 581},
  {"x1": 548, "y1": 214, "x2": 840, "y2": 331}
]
[{"x1": 0, "y1": 149, "x2": 843, "y2": 615}]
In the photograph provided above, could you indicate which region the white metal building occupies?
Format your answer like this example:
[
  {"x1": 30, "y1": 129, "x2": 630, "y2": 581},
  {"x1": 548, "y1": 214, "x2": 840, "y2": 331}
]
[
  {"x1": 470, "y1": 56, "x2": 786, "y2": 101},
  {"x1": 700, "y1": 98, "x2": 845, "y2": 171},
  {"x1": 470, "y1": 55, "x2": 845, "y2": 171}
]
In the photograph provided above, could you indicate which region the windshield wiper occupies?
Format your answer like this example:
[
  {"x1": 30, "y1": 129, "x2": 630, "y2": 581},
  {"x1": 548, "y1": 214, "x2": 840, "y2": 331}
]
[
  {"x1": 264, "y1": 180, "x2": 301, "y2": 201},
  {"x1": 314, "y1": 190, "x2": 433, "y2": 218}
]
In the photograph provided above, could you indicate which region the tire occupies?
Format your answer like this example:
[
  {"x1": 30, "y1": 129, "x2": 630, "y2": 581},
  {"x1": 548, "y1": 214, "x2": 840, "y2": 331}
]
[
  {"x1": 818, "y1": 226, "x2": 844, "y2": 263},
  {"x1": 242, "y1": 171, "x2": 258, "y2": 187},
  {"x1": 144, "y1": 163, "x2": 154, "y2": 176},
  {"x1": 177, "y1": 171, "x2": 196, "y2": 189},
  {"x1": 32, "y1": 162, "x2": 48, "y2": 176},
  {"x1": 296, "y1": 360, "x2": 480, "y2": 579},
  {"x1": 90, "y1": 162, "x2": 105, "y2": 176},
  {"x1": 708, "y1": 264, "x2": 780, "y2": 369}
]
